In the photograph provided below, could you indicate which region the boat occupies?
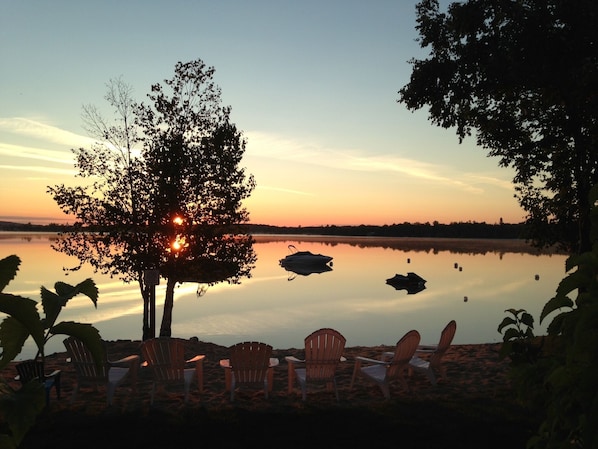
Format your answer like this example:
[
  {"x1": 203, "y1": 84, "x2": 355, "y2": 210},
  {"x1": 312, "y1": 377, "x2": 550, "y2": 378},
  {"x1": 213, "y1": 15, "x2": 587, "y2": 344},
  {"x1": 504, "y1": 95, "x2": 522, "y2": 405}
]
[
  {"x1": 279, "y1": 245, "x2": 333, "y2": 267},
  {"x1": 386, "y1": 272, "x2": 427, "y2": 294}
]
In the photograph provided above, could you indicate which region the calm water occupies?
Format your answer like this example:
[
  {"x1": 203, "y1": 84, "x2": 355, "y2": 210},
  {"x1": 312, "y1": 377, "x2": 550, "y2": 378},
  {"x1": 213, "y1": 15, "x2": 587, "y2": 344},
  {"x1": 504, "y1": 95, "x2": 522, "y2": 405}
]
[{"x1": 1, "y1": 232, "x2": 567, "y2": 360}]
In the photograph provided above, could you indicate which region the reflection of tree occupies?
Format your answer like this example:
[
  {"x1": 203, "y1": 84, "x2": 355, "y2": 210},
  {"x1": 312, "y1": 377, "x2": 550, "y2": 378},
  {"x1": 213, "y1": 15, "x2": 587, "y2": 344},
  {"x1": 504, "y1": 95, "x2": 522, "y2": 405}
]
[{"x1": 48, "y1": 60, "x2": 256, "y2": 339}]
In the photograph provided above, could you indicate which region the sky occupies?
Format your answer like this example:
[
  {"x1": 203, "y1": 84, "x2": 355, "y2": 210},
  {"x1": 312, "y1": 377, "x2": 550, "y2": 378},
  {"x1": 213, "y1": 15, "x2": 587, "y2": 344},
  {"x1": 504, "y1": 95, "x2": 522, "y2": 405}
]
[{"x1": 0, "y1": 0, "x2": 525, "y2": 227}]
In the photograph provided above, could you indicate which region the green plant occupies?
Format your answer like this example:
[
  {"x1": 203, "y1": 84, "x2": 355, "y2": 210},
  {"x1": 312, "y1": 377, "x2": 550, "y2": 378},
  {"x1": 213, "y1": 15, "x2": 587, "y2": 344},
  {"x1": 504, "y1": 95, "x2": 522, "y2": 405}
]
[
  {"x1": 0, "y1": 254, "x2": 105, "y2": 448},
  {"x1": 497, "y1": 184, "x2": 598, "y2": 449},
  {"x1": 498, "y1": 308, "x2": 536, "y2": 364}
]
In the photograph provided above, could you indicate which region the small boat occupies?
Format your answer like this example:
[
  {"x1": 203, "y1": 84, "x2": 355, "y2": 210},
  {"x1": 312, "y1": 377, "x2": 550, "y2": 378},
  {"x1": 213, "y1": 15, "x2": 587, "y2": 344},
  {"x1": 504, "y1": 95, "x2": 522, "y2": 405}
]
[
  {"x1": 386, "y1": 272, "x2": 427, "y2": 294},
  {"x1": 279, "y1": 245, "x2": 333, "y2": 267}
]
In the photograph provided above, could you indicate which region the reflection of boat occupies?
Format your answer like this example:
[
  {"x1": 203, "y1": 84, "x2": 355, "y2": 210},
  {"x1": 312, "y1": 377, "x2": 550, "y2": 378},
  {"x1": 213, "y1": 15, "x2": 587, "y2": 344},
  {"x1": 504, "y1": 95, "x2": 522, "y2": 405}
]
[
  {"x1": 281, "y1": 262, "x2": 333, "y2": 277},
  {"x1": 279, "y1": 245, "x2": 333, "y2": 267},
  {"x1": 386, "y1": 272, "x2": 427, "y2": 295}
]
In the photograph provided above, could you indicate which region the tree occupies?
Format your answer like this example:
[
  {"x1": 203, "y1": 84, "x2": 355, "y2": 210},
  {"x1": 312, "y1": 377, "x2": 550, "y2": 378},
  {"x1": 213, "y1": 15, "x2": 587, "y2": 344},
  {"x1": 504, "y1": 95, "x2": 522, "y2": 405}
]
[
  {"x1": 48, "y1": 59, "x2": 256, "y2": 339},
  {"x1": 398, "y1": 0, "x2": 598, "y2": 253}
]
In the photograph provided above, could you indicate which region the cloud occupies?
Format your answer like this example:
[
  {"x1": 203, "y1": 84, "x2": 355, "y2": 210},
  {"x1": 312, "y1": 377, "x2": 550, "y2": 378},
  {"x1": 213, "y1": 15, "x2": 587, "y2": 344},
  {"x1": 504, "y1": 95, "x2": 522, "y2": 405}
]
[
  {"x1": 0, "y1": 117, "x2": 93, "y2": 147},
  {"x1": 0, "y1": 143, "x2": 75, "y2": 166},
  {"x1": 245, "y1": 130, "x2": 513, "y2": 194},
  {"x1": 0, "y1": 164, "x2": 76, "y2": 176},
  {"x1": 0, "y1": 118, "x2": 93, "y2": 174}
]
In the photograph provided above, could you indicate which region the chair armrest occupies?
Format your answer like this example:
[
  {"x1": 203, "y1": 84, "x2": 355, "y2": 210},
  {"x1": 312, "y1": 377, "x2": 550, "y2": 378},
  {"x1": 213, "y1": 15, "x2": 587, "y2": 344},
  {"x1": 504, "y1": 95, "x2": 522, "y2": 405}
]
[
  {"x1": 109, "y1": 354, "x2": 141, "y2": 368},
  {"x1": 219, "y1": 359, "x2": 231, "y2": 369},
  {"x1": 285, "y1": 356, "x2": 305, "y2": 364},
  {"x1": 186, "y1": 354, "x2": 205, "y2": 364},
  {"x1": 187, "y1": 355, "x2": 205, "y2": 393},
  {"x1": 355, "y1": 356, "x2": 389, "y2": 365},
  {"x1": 46, "y1": 369, "x2": 61, "y2": 379},
  {"x1": 109, "y1": 355, "x2": 140, "y2": 390}
]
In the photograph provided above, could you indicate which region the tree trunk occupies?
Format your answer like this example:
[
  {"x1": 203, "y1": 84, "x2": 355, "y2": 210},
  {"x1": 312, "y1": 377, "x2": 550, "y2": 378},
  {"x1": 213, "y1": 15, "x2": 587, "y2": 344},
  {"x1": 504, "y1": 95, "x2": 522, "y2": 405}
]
[
  {"x1": 159, "y1": 278, "x2": 176, "y2": 337},
  {"x1": 141, "y1": 282, "x2": 151, "y2": 341}
]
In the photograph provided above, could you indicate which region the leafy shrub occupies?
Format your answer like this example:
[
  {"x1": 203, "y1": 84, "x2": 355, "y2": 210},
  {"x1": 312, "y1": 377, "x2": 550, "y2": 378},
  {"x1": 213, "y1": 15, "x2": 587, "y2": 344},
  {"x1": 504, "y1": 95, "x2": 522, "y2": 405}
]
[
  {"x1": 0, "y1": 255, "x2": 104, "y2": 448},
  {"x1": 499, "y1": 184, "x2": 598, "y2": 449}
]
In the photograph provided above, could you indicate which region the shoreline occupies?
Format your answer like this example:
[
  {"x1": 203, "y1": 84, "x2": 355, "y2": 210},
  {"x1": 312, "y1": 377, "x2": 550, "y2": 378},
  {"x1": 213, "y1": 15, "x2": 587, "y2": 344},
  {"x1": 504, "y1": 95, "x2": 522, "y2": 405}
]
[
  {"x1": 6, "y1": 340, "x2": 541, "y2": 449},
  {"x1": 6, "y1": 340, "x2": 512, "y2": 408}
]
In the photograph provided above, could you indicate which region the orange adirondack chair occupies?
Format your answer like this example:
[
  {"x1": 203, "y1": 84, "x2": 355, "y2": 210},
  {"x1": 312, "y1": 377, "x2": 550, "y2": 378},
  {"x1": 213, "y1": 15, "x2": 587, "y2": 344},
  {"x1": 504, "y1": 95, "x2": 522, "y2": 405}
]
[
  {"x1": 285, "y1": 328, "x2": 347, "y2": 401},
  {"x1": 219, "y1": 341, "x2": 278, "y2": 401},
  {"x1": 350, "y1": 329, "x2": 421, "y2": 399},
  {"x1": 409, "y1": 320, "x2": 457, "y2": 384},
  {"x1": 141, "y1": 337, "x2": 205, "y2": 404},
  {"x1": 63, "y1": 337, "x2": 139, "y2": 406}
]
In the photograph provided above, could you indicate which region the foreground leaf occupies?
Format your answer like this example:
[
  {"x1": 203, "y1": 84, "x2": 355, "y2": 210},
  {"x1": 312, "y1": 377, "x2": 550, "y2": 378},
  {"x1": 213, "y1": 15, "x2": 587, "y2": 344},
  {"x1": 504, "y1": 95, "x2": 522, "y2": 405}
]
[
  {"x1": 0, "y1": 255, "x2": 21, "y2": 292},
  {"x1": 0, "y1": 317, "x2": 31, "y2": 370}
]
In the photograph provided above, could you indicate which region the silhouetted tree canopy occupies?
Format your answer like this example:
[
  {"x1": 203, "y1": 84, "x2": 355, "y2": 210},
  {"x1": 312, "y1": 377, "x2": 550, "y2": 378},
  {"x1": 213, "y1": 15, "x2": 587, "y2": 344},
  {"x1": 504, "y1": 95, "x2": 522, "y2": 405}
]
[
  {"x1": 48, "y1": 60, "x2": 256, "y2": 339},
  {"x1": 398, "y1": 0, "x2": 598, "y2": 253}
]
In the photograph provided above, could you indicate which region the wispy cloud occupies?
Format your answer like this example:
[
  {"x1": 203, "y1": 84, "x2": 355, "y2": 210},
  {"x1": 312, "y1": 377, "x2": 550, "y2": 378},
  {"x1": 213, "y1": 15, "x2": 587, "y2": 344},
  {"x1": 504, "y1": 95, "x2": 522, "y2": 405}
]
[
  {"x1": 0, "y1": 164, "x2": 76, "y2": 176},
  {"x1": 245, "y1": 130, "x2": 513, "y2": 194},
  {"x1": 0, "y1": 143, "x2": 75, "y2": 166},
  {"x1": 0, "y1": 117, "x2": 93, "y2": 147}
]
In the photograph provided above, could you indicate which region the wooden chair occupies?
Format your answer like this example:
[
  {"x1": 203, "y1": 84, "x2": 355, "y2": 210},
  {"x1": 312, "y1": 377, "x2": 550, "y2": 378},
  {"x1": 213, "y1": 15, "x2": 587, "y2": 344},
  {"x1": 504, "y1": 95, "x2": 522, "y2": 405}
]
[
  {"x1": 63, "y1": 337, "x2": 139, "y2": 406},
  {"x1": 351, "y1": 329, "x2": 420, "y2": 399},
  {"x1": 285, "y1": 328, "x2": 347, "y2": 401},
  {"x1": 15, "y1": 359, "x2": 61, "y2": 405},
  {"x1": 141, "y1": 337, "x2": 205, "y2": 405},
  {"x1": 409, "y1": 320, "x2": 457, "y2": 384},
  {"x1": 219, "y1": 341, "x2": 278, "y2": 401}
]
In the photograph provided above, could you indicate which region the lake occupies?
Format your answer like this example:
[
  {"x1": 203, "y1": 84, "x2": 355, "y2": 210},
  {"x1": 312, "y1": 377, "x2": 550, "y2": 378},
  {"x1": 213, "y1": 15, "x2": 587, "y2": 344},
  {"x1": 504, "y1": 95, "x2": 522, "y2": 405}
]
[{"x1": 1, "y1": 232, "x2": 568, "y2": 360}]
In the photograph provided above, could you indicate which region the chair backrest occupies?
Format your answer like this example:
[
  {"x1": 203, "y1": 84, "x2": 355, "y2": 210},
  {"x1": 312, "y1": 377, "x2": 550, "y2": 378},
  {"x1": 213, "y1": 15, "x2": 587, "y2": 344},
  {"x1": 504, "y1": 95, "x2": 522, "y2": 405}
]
[
  {"x1": 386, "y1": 330, "x2": 421, "y2": 379},
  {"x1": 16, "y1": 360, "x2": 45, "y2": 383},
  {"x1": 141, "y1": 337, "x2": 187, "y2": 382},
  {"x1": 229, "y1": 341, "x2": 273, "y2": 384},
  {"x1": 63, "y1": 337, "x2": 109, "y2": 383},
  {"x1": 431, "y1": 320, "x2": 456, "y2": 365},
  {"x1": 303, "y1": 328, "x2": 346, "y2": 382},
  {"x1": 437, "y1": 320, "x2": 457, "y2": 350}
]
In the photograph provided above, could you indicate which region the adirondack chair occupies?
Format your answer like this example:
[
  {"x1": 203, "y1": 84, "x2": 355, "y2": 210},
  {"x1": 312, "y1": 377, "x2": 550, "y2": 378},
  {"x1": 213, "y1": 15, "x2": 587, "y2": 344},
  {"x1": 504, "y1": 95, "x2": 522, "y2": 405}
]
[
  {"x1": 409, "y1": 320, "x2": 457, "y2": 384},
  {"x1": 219, "y1": 341, "x2": 278, "y2": 401},
  {"x1": 350, "y1": 329, "x2": 421, "y2": 399},
  {"x1": 285, "y1": 328, "x2": 347, "y2": 401},
  {"x1": 15, "y1": 359, "x2": 61, "y2": 405},
  {"x1": 141, "y1": 337, "x2": 205, "y2": 405},
  {"x1": 63, "y1": 337, "x2": 139, "y2": 406}
]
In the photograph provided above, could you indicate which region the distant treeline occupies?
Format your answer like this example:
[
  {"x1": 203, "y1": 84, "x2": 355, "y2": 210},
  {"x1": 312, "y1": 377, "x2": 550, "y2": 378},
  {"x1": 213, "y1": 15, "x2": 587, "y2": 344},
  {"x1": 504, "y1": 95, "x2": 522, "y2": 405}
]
[
  {"x1": 0, "y1": 220, "x2": 527, "y2": 240},
  {"x1": 243, "y1": 222, "x2": 527, "y2": 239},
  {"x1": 0, "y1": 222, "x2": 67, "y2": 232}
]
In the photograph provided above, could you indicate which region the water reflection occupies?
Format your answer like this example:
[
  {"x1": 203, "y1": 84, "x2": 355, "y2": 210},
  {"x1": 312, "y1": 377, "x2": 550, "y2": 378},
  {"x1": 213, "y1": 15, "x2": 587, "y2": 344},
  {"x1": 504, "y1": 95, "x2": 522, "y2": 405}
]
[{"x1": 1, "y1": 232, "x2": 568, "y2": 360}]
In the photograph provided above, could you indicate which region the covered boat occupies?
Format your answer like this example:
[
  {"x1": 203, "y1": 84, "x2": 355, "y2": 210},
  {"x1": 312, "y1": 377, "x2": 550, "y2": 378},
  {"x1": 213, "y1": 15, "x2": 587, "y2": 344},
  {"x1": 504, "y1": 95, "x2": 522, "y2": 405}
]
[
  {"x1": 279, "y1": 245, "x2": 333, "y2": 267},
  {"x1": 386, "y1": 272, "x2": 427, "y2": 294}
]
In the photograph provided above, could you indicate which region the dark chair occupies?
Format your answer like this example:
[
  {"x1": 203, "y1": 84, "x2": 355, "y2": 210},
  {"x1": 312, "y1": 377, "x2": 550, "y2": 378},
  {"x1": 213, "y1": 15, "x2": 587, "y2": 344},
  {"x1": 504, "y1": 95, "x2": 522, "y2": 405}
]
[
  {"x1": 15, "y1": 359, "x2": 61, "y2": 405},
  {"x1": 63, "y1": 337, "x2": 139, "y2": 406}
]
